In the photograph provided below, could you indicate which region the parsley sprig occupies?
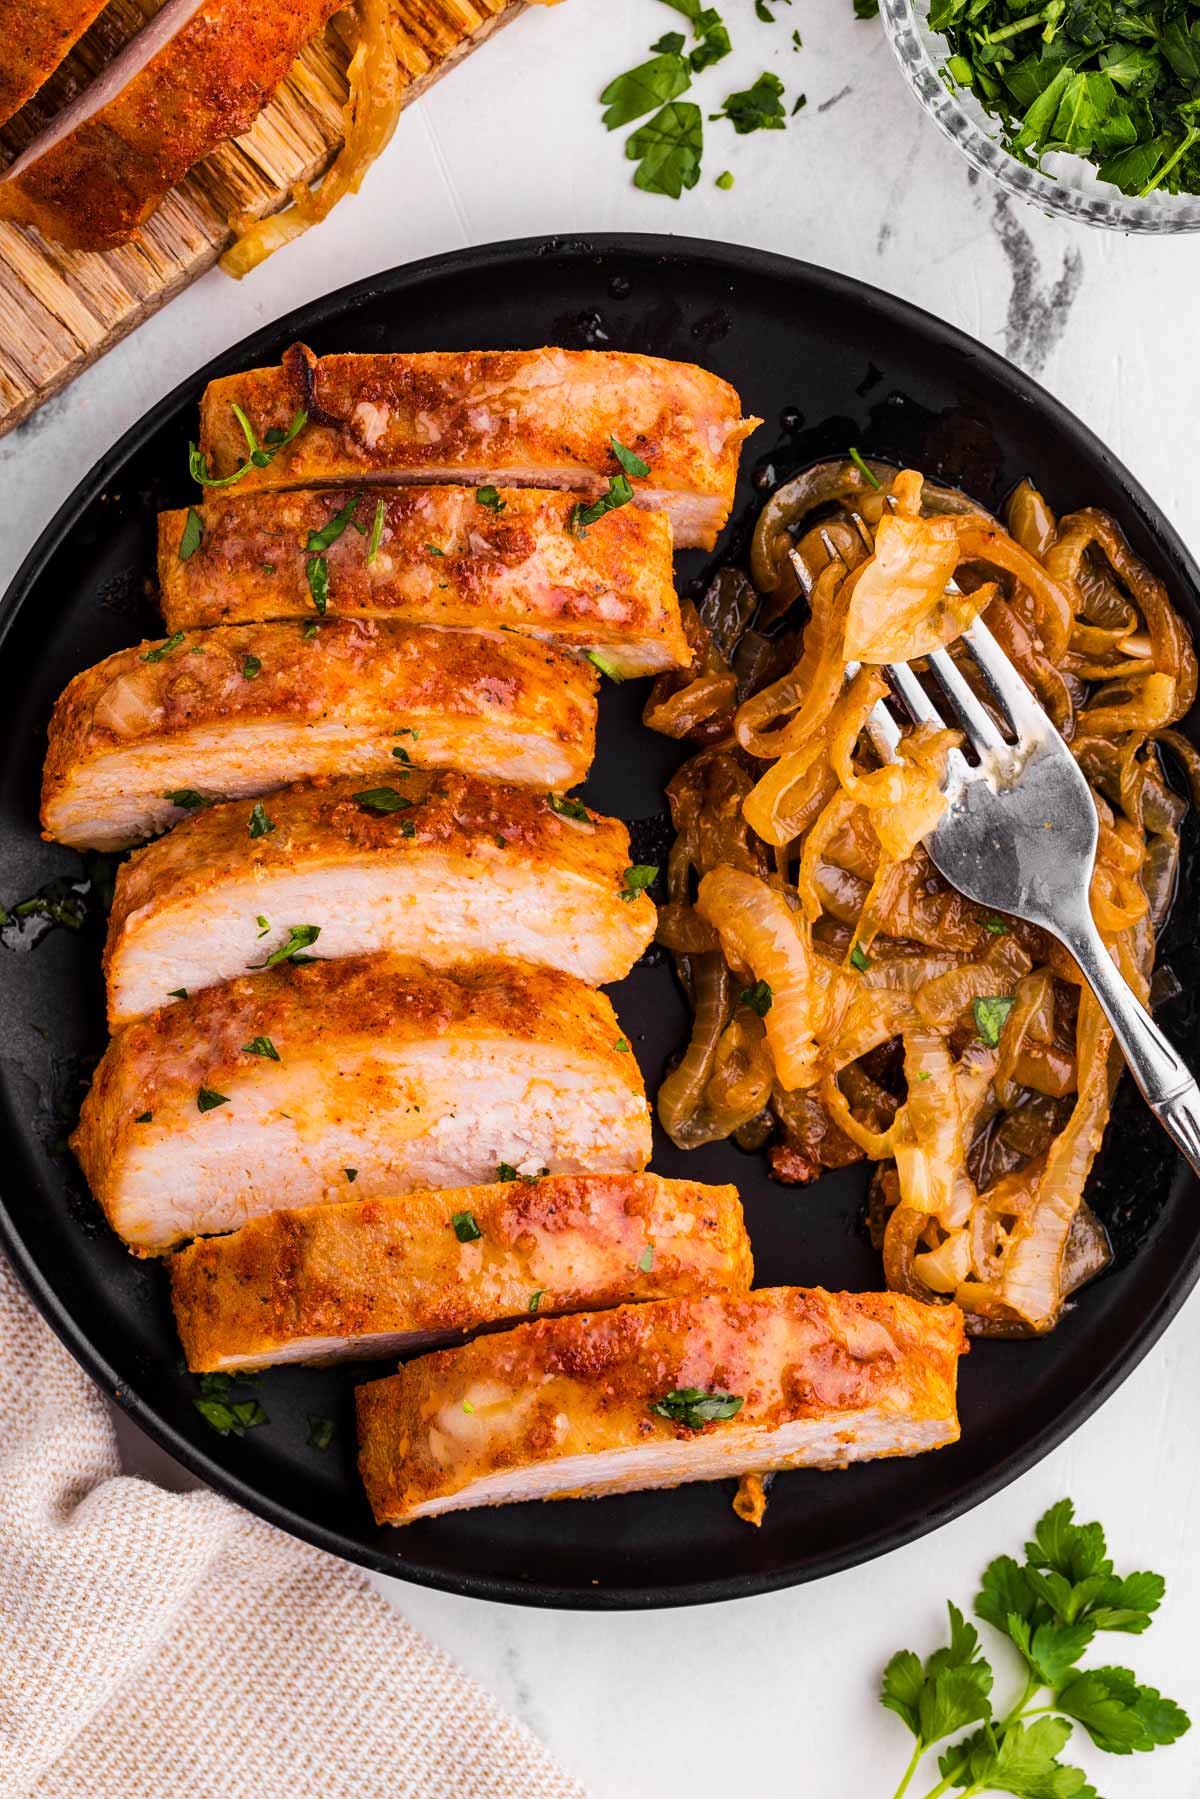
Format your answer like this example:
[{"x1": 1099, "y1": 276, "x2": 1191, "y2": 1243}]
[
  {"x1": 189, "y1": 405, "x2": 308, "y2": 490},
  {"x1": 881, "y1": 1499, "x2": 1189, "y2": 1798}
]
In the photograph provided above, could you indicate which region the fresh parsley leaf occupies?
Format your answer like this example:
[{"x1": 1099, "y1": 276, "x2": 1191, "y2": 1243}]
[
  {"x1": 651, "y1": 29, "x2": 687, "y2": 53},
  {"x1": 306, "y1": 495, "x2": 361, "y2": 555},
  {"x1": 496, "y1": 1162, "x2": 519, "y2": 1182},
  {"x1": 367, "y1": 498, "x2": 386, "y2": 566},
  {"x1": 178, "y1": 508, "x2": 203, "y2": 561},
  {"x1": 619, "y1": 863, "x2": 658, "y2": 902},
  {"x1": 196, "y1": 1087, "x2": 229, "y2": 1113},
  {"x1": 711, "y1": 70, "x2": 787, "y2": 133},
  {"x1": 476, "y1": 485, "x2": 507, "y2": 513},
  {"x1": 942, "y1": 1715, "x2": 1091, "y2": 1798},
  {"x1": 626, "y1": 100, "x2": 704, "y2": 197},
  {"x1": 740, "y1": 979, "x2": 773, "y2": 1016},
  {"x1": 652, "y1": 1388, "x2": 743, "y2": 1428},
  {"x1": 691, "y1": 17, "x2": 731, "y2": 68},
  {"x1": 755, "y1": 0, "x2": 774, "y2": 18},
  {"x1": 257, "y1": 923, "x2": 320, "y2": 967},
  {"x1": 307, "y1": 1415, "x2": 335, "y2": 1451},
  {"x1": 189, "y1": 407, "x2": 307, "y2": 489},
  {"x1": 353, "y1": 787, "x2": 413, "y2": 815},
  {"x1": 974, "y1": 994, "x2": 1015, "y2": 1047},
  {"x1": 547, "y1": 792, "x2": 591, "y2": 822},
  {"x1": 1057, "y1": 1665, "x2": 1191, "y2": 1754},
  {"x1": 306, "y1": 555, "x2": 329, "y2": 615},
  {"x1": 452, "y1": 1209, "x2": 483, "y2": 1243},
  {"x1": 601, "y1": 50, "x2": 692, "y2": 130},
  {"x1": 241, "y1": 1035, "x2": 280, "y2": 1061},
  {"x1": 143, "y1": 632, "x2": 186, "y2": 663},
  {"x1": 248, "y1": 802, "x2": 275, "y2": 838},
  {"x1": 570, "y1": 474, "x2": 634, "y2": 535},
  {"x1": 610, "y1": 434, "x2": 650, "y2": 478},
  {"x1": 881, "y1": 1603, "x2": 994, "y2": 1747}
]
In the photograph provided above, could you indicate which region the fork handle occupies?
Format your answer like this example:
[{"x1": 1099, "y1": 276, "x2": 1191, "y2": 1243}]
[{"x1": 1063, "y1": 917, "x2": 1200, "y2": 1176}]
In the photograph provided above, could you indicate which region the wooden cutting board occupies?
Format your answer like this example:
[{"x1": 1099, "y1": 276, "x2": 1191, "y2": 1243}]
[{"x1": 0, "y1": 0, "x2": 524, "y2": 437}]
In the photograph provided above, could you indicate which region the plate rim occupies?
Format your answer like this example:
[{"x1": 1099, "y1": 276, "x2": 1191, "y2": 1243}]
[{"x1": 2, "y1": 231, "x2": 1198, "y2": 1610}]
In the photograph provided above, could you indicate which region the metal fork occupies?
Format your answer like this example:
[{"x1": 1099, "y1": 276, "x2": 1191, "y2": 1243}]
[{"x1": 799, "y1": 524, "x2": 1200, "y2": 1174}]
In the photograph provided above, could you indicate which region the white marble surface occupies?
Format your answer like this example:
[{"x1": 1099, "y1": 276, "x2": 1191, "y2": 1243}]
[{"x1": 7, "y1": 2, "x2": 1200, "y2": 1794}]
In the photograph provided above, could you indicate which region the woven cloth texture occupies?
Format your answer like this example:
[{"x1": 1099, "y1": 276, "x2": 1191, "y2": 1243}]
[{"x1": 0, "y1": 1253, "x2": 587, "y2": 1799}]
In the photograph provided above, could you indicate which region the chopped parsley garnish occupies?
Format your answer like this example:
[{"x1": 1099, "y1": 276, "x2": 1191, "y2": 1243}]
[
  {"x1": 586, "y1": 649, "x2": 626, "y2": 681},
  {"x1": 609, "y1": 434, "x2": 651, "y2": 478},
  {"x1": 143, "y1": 632, "x2": 185, "y2": 663},
  {"x1": 637, "y1": 1243, "x2": 655, "y2": 1273},
  {"x1": 425, "y1": 542, "x2": 446, "y2": 556},
  {"x1": 196, "y1": 1087, "x2": 230, "y2": 1113},
  {"x1": 715, "y1": 168, "x2": 734, "y2": 188},
  {"x1": 188, "y1": 406, "x2": 307, "y2": 489},
  {"x1": 739, "y1": 979, "x2": 773, "y2": 1016},
  {"x1": 242, "y1": 654, "x2": 261, "y2": 680},
  {"x1": 974, "y1": 994, "x2": 1016, "y2": 1048},
  {"x1": 619, "y1": 863, "x2": 658, "y2": 903},
  {"x1": 178, "y1": 508, "x2": 203, "y2": 561},
  {"x1": 194, "y1": 1392, "x2": 269, "y2": 1436},
  {"x1": 353, "y1": 787, "x2": 413, "y2": 814},
  {"x1": 135, "y1": 1111, "x2": 153, "y2": 1123},
  {"x1": 929, "y1": 0, "x2": 1200, "y2": 196},
  {"x1": 306, "y1": 555, "x2": 329, "y2": 615},
  {"x1": 392, "y1": 746, "x2": 411, "y2": 764},
  {"x1": 462, "y1": 1399, "x2": 475, "y2": 1414},
  {"x1": 256, "y1": 914, "x2": 270, "y2": 937},
  {"x1": 476, "y1": 486, "x2": 506, "y2": 513},
  {"x1": 850, "y1": 942, "x2": 871, "y2": 972},
  {"x1": 496, "y1": 1162, "x2": 519, "y2": 1182},
  {"x1": 691, "y1": 15, "x2": 732, "y2": 68},
  {"x1": 241, "y1": 1035, "x2": 280, "y2": 1060},
  {"x1": 614, "y1": 1036, "x2": 631, "y2": 1053},
  {"x1": 529, "y1": 1289, "x2": 545, "y2": 1312},
  {"x1": 652, "y1": 1387, "x2": 744, "y2": 1428},
  {"x1": 248, "y1": 802, "x2": 275, "y2": 838},
  {"x1": 306, "y1": 495, "x2": 361, "y2": 554},
  {"x1": 168, "y1": 987, "x2": 188, "y2": 998},
  {"x1": 164, "y1": 788, "x2": 210, "y2": 811},
  {"x1": 307, "y1": 1415, "x2": 335, "y2": 1451},
  {"x1": 601, "y1": 51, "x2": 693, "y2": 130},
  {"x1": 854, "y1": 0, "x2": 877, "y2": 14},
  {"x1": 452, "y1": 1209, "x2": 483, "y2": 1242},
  {"x1": 256, "y1": 923, "x2": 320, "y2": 966},
  {"x1": 344, "y1": 1167, "x2": 357, "y2": 1182},
  {"x1": 302, "y1": 620, "x2": 321, "y2": 640},
  {"x1": 398, "y1": 820, "x2": 416, "y2": 838},
  {"x1": 983, "y1": 915, "x2": 1011, "y2": 935},
  {"x1": 547, "y1": 792, "x2": 591, "y2": 821},
  {"x1": 367, "y1": 499, "x2": 386, "y2": 566},
  {"x1": 848, "y1": 445, "x2": 882, "y2": 489},
  {"x1": 711, "y1": 69, "x2": 788, "y2": 133},
  {"x1": 626, "y1": 100, "x2": 704, "y2": 195}
]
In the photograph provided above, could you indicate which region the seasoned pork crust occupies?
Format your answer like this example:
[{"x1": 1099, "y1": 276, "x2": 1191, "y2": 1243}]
[
  {"x1": 0, "y1": 0, "x2": 108, "y2": 125},
  {"x1": 158, "y1": 487, "x2": 689, "y2": 677},
  {"x1": 103, "y1": 770, "x2": 655, "y2": 1023},
  {"x1": 196, "y1": 345, "x2": 760, "y2": 550},
  {"x1": 41, "y1": 617, "x2": 598, "y2": 849},
  {"x1": 0, "y1": 0, "x2": 340, "y2": 248},
  {"x1": 72, "y1": 954, "x2": 652, "y2": 1254},
  {"x1": 171, "y1": 1173, "x2": 753, "y2": 1371},
  {"x1": 356, "y1": 1287, "x2": 967, "y2": 1524}
]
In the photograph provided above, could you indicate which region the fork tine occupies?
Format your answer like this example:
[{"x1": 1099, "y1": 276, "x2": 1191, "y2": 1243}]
[
  {"x1": 961, "y1": 616, "x2": 1050, "y2": 736},
  {"x1": 924, "y1": 645, "x2": 1009, "y2": 755},
  {"x1": 886, "y1": 659, "x2": 947, "y2": 730}
]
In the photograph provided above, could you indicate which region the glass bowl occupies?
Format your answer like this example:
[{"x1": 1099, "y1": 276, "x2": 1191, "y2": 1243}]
[{"x1": 881, "y1": 0, "x2": 1200, "y2": 233}]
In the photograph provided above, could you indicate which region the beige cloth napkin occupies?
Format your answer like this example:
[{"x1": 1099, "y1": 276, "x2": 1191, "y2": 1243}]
[{"x1": 0, "y1": 1254, "x2": 587, "y2": 1799}]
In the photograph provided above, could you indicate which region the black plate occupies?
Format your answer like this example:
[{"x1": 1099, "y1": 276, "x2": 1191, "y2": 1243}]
[{"x1": 2, "y1": 235, "x2": 1198, "y2": 1611}]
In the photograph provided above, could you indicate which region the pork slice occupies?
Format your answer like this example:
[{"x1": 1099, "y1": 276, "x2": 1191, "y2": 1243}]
[
  {"x1": 0, "y1": 0, "x2": 340, "y2": 249},
  {"x1": 72, "y1": 954, "x2": 652, "y2": 1254},
  {"x1": 158, "y1": 487, "x2": 689, "y2": 677},
  {"x1": 195, "y1": 345, "x2": 761, "y2": 551},
  {"x1": 0, "y1": 0, "x2": 110, "y2": 126},
  {"x1": 104, "y1": 770, "x2": 654, "y2": 1024},
  {"x1": 356, "y1": 1287, "x2": 967, "y2": 1524},
  {"x1": 41, "y1": 617, "x2": 598, "y2": 850},
  {"x1": 170, "y1": 1173, "x2": 753, "y2": 1371}
]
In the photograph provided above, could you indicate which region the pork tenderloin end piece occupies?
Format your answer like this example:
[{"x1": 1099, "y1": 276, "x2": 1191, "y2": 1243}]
[
  {"x1": 72, "y1": 953, "x2": 651, "y2": 1254},
  {"x1": 197, "y1": 345, "x2": 761, "y2": 550},
  {"x1": 170, "y1": 1172, "x2": 752, "y2": 1371},
  {"x1": 356, "y1": 1287, "x2": 966, "y2": 1524},
  {"x1": 103, "y1": 771, "x2": 654, "y2": 1024},
  {"x1": 41, "y1": 617, "x2": 597, "y2": 850},
  {"x1": 158, "y1": 488, "x2": 689, "y2": 677}
]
